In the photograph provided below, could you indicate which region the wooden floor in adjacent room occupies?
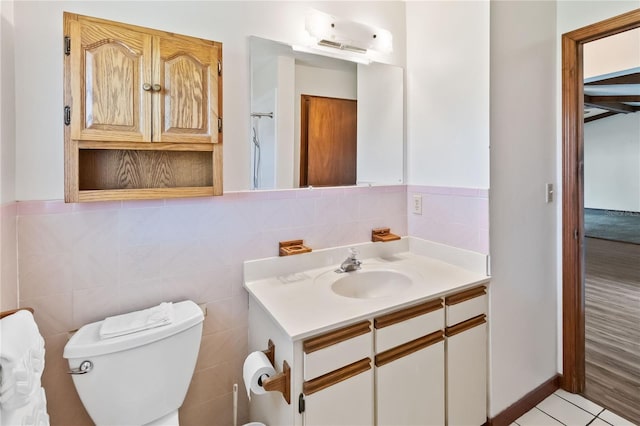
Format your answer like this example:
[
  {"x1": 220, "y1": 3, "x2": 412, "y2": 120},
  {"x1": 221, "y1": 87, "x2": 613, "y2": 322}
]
[{"x1": 584, "y1": 237, "x2": 640, "y2": 425}]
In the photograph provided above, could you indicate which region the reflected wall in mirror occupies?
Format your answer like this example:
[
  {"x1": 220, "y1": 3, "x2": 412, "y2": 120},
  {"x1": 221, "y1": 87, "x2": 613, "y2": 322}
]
[{"x1": 249, "y1": 36, "x2": 404, "y2": 190}]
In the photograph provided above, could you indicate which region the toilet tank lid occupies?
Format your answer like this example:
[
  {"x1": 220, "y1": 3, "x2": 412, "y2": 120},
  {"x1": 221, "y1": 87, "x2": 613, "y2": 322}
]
[{"x1": 63, "y1": 300, "x2": 204, "y2": 359}]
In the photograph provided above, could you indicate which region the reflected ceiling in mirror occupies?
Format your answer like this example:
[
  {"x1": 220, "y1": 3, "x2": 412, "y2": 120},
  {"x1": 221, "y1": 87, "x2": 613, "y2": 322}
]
[{"x1": 249, "y1": 36, "x2": 404, "y2": 190}]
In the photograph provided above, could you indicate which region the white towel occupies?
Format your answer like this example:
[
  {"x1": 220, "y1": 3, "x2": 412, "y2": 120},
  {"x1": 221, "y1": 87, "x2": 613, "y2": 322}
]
[
  {"x1": 0, "y1": 310, "x2": 46, "y2": 411},
  {"x1": 1, "y1": 386, "x2": 50, "y2": 426},
  {"x1": 99, "y1": 302, "x2": 174, "y2": 339}
]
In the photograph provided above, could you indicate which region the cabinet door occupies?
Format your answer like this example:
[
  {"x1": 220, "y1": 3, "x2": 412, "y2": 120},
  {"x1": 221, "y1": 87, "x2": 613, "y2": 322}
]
[
  {"x1": 70, "y1": 19, "x2": 152, "y2": 142},
  {"x1": 154, "y1": 36, "x2": 221, "y2": 144},
  {"x1": 447, "y1": 318, "x2": 487, "y2": 426},
  {"x1": 376, "y1": 335, "x2": 445, "y2": 426},
  {"x1": 303, "y1": 359, "x2": 373, "y2": 426}
]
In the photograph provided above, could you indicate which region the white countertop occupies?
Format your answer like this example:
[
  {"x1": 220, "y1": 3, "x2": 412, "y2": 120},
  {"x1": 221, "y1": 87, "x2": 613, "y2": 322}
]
[{"x1": 244, "y1": 238, "x2": 490, "y2": 341}]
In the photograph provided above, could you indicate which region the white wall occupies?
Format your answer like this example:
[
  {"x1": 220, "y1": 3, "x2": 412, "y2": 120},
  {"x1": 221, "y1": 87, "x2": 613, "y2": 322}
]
[
  {"x1": 490, "y1": 0, "x2": 558, "y2": 417},
  {"x1": 405, "y1": 1, "x2": 490, "y2": 189},
  {"x1": 13, "y1": 1, "x2": 407, "y2": 201},
  {"x1": 557, "y1": 1, "x2": 640, "y2": 39},
  {"x1": 1, "y1": 0, "x2": 18, "y2": 311},
  {"x1": 584, "y1": 114, "x2": 640, "y2": 212},
  {"x1": 1, "y1": 0, "x2": 16, "y2": 204},
  {"x1": 584, "y1": 27, "x2": 640, "y2": 78}
]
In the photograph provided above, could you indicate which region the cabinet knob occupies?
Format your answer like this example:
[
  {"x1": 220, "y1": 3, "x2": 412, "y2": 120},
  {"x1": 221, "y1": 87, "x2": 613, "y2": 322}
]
[
  {"x1": 142, "y1": 83, "x2": 152, "y2": 92},
  {"x1": 152, "y1": 84, "x2": 162, "y2": 92}
]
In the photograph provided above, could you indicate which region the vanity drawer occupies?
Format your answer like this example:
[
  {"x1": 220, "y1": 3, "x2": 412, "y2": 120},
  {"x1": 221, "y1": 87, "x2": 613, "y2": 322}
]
[
  {"x1": 303, "y1": 321, "x2": 372, "y2": 380},
  {"x1": 374, "y1": 299, "x2": 444, "y2": 353},
  {"x1": 445, "y1": 286, "x2": 487, "y2": 327}
]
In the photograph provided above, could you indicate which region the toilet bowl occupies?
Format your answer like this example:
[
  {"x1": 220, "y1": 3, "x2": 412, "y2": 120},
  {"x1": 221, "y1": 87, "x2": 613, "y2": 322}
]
[{"x1": 63, "y1": 301, "x2": 204, "y2": 426}]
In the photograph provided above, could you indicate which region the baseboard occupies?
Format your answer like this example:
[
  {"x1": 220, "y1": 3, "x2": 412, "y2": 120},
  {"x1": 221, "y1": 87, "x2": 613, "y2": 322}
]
[{"x1": 487, "y1": 374, "x2": 561, "y2": 426}]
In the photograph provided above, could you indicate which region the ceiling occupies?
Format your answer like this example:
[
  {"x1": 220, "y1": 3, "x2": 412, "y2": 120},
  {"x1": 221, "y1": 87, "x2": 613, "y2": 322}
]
[{"x1": 584, "y1": 67, "x2": 640, "y2": 122}]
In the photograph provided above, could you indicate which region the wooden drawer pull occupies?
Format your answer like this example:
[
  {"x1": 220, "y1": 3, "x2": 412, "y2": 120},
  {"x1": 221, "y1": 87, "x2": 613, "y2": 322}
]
[
  {"x1": 375, "y1": 330, "x2": 444, "y2": 367},
  {"x1": 445, "y1": 314, "x2": 486, "y2": 337},
  {"x1": 374, "y1": 299, "x2": 443, "y2": 329},
  {"x1": 303, "y1": 321, "x2": 371, "y2": 354},
  {"x1": 303, "y1": 358, "x2": 371, "y2": 395},
  {"x1": 445, "y1": 286, "x2": 486, "y2": 306}
]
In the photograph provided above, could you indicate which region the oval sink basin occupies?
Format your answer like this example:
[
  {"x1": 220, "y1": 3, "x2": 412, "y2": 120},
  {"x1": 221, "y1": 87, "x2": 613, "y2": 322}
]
[{"x1": 331, "y1": 269, "x2": 412, "y2": 299}]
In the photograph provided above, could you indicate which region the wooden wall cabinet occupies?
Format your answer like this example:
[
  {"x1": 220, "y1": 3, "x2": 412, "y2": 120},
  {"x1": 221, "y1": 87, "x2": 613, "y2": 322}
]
[{"x1": 63, "y1": 13, "x2": 222, "y2": 202}]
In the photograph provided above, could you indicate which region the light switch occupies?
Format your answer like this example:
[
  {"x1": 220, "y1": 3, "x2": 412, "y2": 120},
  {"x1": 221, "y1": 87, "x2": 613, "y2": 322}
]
[{"x1": 545, "y1": 183, "x2": 554, "y2": 203}]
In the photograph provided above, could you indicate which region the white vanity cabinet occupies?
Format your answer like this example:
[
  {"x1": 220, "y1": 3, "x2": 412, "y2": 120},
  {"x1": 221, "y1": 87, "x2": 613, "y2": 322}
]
[
  {"x1": 374, "y1": 300, "x2": 445, "y2": 426},
  {"x1": 247, "y1": 284, "x2": 489, "y2": 426},
  {"x1": 445, "y1": 286, "x2": 488, "y2": 426},
  {"x1": 302, "y1": 322, "x2": 374, "y2": 426}
]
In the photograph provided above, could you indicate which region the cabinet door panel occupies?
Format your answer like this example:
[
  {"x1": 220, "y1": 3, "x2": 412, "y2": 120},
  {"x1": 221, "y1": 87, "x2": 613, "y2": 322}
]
[
  {"x1": 70, "y1": 20, "x2": 152, "y2": 142},
  {"x1": 377, "y1": 341, "x2": 445, "y2": 426},
  {"x1": 304, "y1": 368, "x2": 373, "y2": 426},
  {"x1": 155, "y1": 36, "x2": 220, "y2": 143},
  {"x1": 447, "y1": 322, "x2": 487, "y2": 426}
]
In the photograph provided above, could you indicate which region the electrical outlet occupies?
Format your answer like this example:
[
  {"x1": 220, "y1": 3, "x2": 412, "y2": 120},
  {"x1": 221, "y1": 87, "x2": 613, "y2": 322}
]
[{"x1": 412, "y1": 194, "x2": 422, "y2": 215}]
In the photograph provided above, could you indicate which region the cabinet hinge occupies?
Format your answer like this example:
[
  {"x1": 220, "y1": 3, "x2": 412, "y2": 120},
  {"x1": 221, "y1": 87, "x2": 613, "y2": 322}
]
[
  {"x1": 64, "y1": 36, "x2": 71, "y2": 56},
  {"x1": 64, "y1": 106, "x2": 71, "y2": 126},
  {"x1": 298, "y1": 393, "x2": 305, "y2": 414},
  {"x1": 218, "y1": 117, "x2": 222, "y2": 133},
  {"x1": 217, "y1": 59, "x2": 222, "y2": 76}
]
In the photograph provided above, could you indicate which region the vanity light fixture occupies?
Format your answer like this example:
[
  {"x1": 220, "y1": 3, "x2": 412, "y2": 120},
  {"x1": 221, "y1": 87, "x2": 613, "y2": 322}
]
[
  {"x1": 291, "y1": 44, "x2": 372, "y2": 65},
  {"x1": 303, "y1": 9, "x2": 393, "y2": 58}
]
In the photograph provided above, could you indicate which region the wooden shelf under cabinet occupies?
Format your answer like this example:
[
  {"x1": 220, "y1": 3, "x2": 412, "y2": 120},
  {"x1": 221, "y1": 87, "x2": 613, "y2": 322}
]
[{"x1": 67, "y1": 143, "x2": 222, "y2": 202}]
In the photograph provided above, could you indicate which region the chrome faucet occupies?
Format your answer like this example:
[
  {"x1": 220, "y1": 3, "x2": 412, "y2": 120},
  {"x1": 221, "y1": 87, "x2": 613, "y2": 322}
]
[{"x1": 337, "y1": 248, "x2": 362, "y2": 273}]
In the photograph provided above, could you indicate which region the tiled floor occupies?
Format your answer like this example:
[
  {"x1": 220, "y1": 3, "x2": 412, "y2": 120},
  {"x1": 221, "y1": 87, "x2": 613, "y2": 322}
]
[{"x1": 513, "y1": 389, "x2": 638, "y2": 426}]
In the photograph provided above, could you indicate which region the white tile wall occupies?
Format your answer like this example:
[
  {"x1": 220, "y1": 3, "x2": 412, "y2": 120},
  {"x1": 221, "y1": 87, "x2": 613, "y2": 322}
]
[
  {"x1": 14, "y1": 185, "x2": 408, "y2": 425},
  {"x1": 1, "y1": 202, "x2": 18, "y2": 311},
  {"x1": 407, "y1": 185, "x2": 489, "y2": 254},
  {"x1": 5, "y1": 184, "x2": 493, "y2": 425}
]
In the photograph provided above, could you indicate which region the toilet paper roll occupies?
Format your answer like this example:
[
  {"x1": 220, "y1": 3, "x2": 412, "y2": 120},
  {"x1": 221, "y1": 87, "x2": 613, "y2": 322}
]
[{"x1": 242, "y1": 351, "x2": 276, "y2": 400}]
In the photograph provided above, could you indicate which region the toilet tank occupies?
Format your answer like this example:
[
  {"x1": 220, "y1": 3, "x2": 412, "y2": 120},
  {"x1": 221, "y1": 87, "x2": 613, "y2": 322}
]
[{"x1": 63, "y1": 301, "x2": 204, "y2": 426}]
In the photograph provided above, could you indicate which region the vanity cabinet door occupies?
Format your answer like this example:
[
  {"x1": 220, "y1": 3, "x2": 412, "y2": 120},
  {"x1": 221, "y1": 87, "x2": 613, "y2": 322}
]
[
  {"x1": 446, "y1": 316, "x2": 487, "y2": 426},
  {"x1": 303, "y1": 359, "x2": 373, "y2": 426},
  {"x1": 374, "y1": 300, "x2": 445, "y2": 425},
  {"x1": 376, "y1": 332, "x2": 445, "y2": 426}
]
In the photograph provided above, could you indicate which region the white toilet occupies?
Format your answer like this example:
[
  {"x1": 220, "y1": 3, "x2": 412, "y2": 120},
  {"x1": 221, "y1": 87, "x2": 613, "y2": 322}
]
[{"x1": 63, "y1": 300, "x2": 204, "y2": 426}]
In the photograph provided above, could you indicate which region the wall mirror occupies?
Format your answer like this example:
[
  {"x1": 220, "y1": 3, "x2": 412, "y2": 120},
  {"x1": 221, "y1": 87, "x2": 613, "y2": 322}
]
[{"x1": 249, "y1": 36, "x2": 404, "y2": 190}]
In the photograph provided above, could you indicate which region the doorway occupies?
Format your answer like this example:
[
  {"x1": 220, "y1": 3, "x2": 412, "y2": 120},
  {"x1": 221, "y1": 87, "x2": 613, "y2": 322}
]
[
  {"x1": 299, "y1": 95, "x2": 357, "y2": 187},
  {"x1": 562, "y1": 6, "x2": 640, "y2": 414}
]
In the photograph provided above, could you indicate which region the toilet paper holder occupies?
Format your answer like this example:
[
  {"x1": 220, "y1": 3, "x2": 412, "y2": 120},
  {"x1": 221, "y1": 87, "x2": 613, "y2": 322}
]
[{"x1": 261, "y1": 340, "x2": 291, "y2": 405}]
